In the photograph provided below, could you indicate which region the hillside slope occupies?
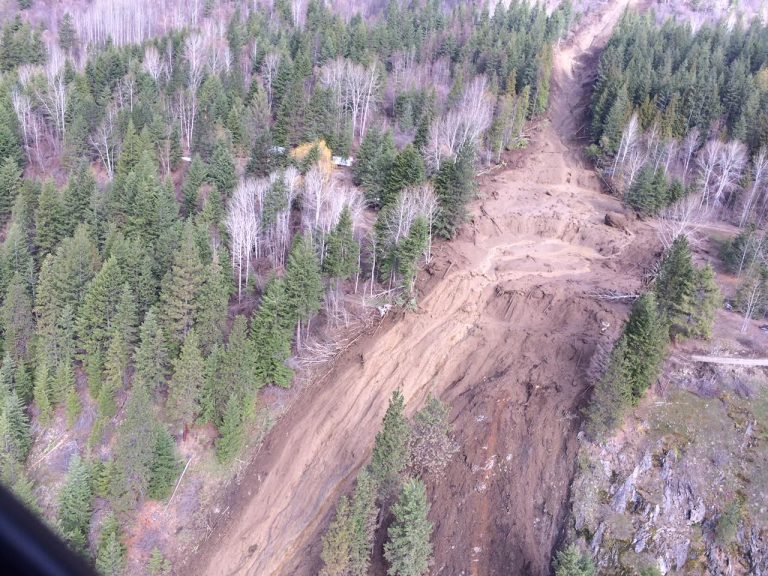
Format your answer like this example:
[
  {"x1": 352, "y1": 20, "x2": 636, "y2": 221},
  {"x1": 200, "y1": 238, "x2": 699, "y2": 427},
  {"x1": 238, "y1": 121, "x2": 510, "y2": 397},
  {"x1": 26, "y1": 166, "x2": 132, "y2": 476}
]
[{"x1": 190, "y1": 2, "x2": 654, "y2": 574}]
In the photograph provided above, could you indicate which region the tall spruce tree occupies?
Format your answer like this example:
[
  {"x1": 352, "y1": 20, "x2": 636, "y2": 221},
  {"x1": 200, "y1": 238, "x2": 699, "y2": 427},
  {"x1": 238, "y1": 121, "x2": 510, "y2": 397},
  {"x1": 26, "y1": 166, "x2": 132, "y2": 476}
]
[
  {"x1": 196, "y1": 257, "x2": 230, "y2": 354},
  {"x1": 0, "y1": 156, "x2": 22, "y2": 222},
  {"x1": 208, "y1": 141, "x2": 236, "y2": 197},
  {"x1": 321, "y1": 496, "x2": 353, "y2": 576},
  {"x1": 371, "y1": 390, "x2": 411, "y2": 501},
  {"x1": 215, "y1": 392, "x2": 247, "y2": 464},
  {"x1": 32, "y1": 360, "x2": 53, "y2": 425},
  {"x1": 553, "y1": 544, "x2": 596, "y2": 576},
  {"x1": 0, "y1": 391, "x2": 32, "y2": 462},
  {"x1": 382, "y1": 145, "x2": 426, "y2": 208},
  {"x1": 624, "y1": 293, "x2": 668, "y2": 401},
  {"x1": 384, "y1": 478, "x2": 433, "y2": 576},
  {"x1": 434, "y1": 144, "x2": 476, "y2": 239},
  {"x1": 585, "y1": 336, "x2": 632, "y2": 440},
  {"x1": 284, "y1": 234, "x2": 324, "y2": 345},
  {"x1": 76, "y1": 257, "x2": 124, "y2": 393},
  {"x1": 148, "y1": 425, "x2": 178, "y2": 500},
  {"x1": 61, "y1": 163, "x2": 96, "y2": 237},
  {"x1": 160, "y1": 222, "x2": 204, "y2": 352},
  {"x1": 654, "y1": 236, "x2": 698, "y2": 339},
  {"x1": 251, "y1": 277, "x2": 294, "y2": 388},
  {"x1": 353, "y1": 128, "x2": 396, "y2": 207},
  {"x1": 95, "y1": 512, "x2": 125, "y2": 576},
  {"x1": 134, "y1": 309, "x2": 169, "y2": 393},
  {"x1": 58, "y1": 454, "x2": 93, "y2": 555},
  {"x1": 348, "y1": 470, "x2": 378, "y2": 576},
  {"x1": 111, "y1": 384, "x2": 155, "y2": 509},
  {"x1": 1, "y1": 273, "x2": 33, "y2": 363},
  {"x1": 183, "y1": 155, "x2": 207, "y2": 215},
  {"x1": 323, "y1": 207, "x2": 359, "y2": 282},
  {"x1": 167, "y1": 330, "x2": 204, "y2": 432}
]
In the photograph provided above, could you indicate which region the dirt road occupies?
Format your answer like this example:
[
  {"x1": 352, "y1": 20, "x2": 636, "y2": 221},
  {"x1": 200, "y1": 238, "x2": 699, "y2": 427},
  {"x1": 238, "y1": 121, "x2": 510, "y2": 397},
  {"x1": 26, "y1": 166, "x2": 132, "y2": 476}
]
[{"x1": 192, "y1": 1, "x2": 653, "y2": 574}]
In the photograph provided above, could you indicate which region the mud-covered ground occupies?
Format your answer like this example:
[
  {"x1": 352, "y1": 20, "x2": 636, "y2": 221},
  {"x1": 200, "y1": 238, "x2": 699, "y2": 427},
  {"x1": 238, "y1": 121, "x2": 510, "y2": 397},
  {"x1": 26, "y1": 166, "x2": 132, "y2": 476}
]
[{"x1": 186, "y1": 2, "x2": 659, "y2": 575}]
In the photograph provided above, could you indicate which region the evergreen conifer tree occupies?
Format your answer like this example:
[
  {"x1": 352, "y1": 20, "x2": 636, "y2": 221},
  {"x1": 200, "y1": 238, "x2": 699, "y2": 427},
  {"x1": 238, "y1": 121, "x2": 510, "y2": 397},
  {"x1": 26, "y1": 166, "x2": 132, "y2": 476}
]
[
  {"x1": 353, "y1": 128, "x2": 396, "y2": 207},
  {"x1": 434, "y1": 144, "x2": 475, "y2": 239},
  {"x1": 183, "y1": 156, "x2": 207, "y2": 215},
  {"x1": 76, "y1": 257, "x2": 124, "y2": 393},
  {"x1": 371, "y1": 390, "x2": 411, "y2": 501},
  {"x1": 0, "y1": 391, "x2": 32, "y2": 461},
  {"x1": 13, "y1": 361, "x2": 32, "y2": 405},
  {"x1": 284, "y1": 234, "x2": 324, "y2": 344},
  {"x1": 553, "y1": 544, "x2": 596, "y2": 576},
  {"x1": 61, "y1": 163, "x2": 95, "y2": 237},
  {"x1": 208, "y1": 141, "x2": 237, "y2": 197},
  {"x1": 624, "y1": 293, "x2": 668, "y2": 401},
  {"x1": 384, "y1": 478, "x2": 433, "y2": 576},
  {"x1": 251, "y1": 278, "x2": 294, "y2": 388},
  {"x1": 134, "y1": 309, "x2": 169, "y2": 393},
  {"x1": 0, "y1": 156, "x2": 22, "y2": 222},
  {"x1": 58, "y1": 454, "x2": 93, "y2": 555},
  {"x1": 167, "y1": 330, "x2": 204, "y2": 431},
  {"x1": 160, "y1": 223, "x2": 204, "y2": 352},
  {"x1": 348, "y1": 470, "x2": 378, "y2": 576},
  {"x1": 148, "y1": 548, "x2": 172, "y2": 575},
  {"x1": 95, "y1": 512, "x2": 125, "y2": 576},
  {"x1": 196, "y1": 257, "x2": 230, "y2": 354},
  {"x1": 323, "y1": 207, "x2": 359, "y2": 282},
  {"x1": 148, "y1": 426, "x2": 178, "y2": 500},
  {"x1": 690, "y1": 265, "x2": 721, "y2": 340},
  {"x1": 654, "y1": 236, "x2": 697, "y2": 339},
  {"x1": 320, "y1": 496, "x2": 352, "y2": 576},
  {"x1": 216, "y1": 392, "x2": 247, "y2": 464},
  {"x1": 58, "y1": 13, "x2": 77, "y2": 51},
  {"x1": 584, "y1": 336, "x2": 632, "y2": 439},
  {"x1": 1, "y1": 273, "x2": 33, "y2": 363},
  {"x1": 33, "y1": 361, "x2": 53, "y2": 425},
  {"x1": 111, "y1": 385, "x2": 155, "y2": 508},
  {"x1": 599, "y1": 85, "x2": 630, "y2": 155},
  {"x1": 382, "y1": 145, "x2": 426, "y2": 208}
]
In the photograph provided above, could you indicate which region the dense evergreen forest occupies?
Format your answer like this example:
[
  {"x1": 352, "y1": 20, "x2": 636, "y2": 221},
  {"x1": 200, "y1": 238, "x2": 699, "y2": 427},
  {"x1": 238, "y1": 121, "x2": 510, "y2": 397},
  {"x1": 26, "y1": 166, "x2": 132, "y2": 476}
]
[
  {"x1": 589, "y1": 10, "x2": 768, "y2": 334},
  {"x1": 0, "y1": 0, "x2": 570, "y2": 573}
]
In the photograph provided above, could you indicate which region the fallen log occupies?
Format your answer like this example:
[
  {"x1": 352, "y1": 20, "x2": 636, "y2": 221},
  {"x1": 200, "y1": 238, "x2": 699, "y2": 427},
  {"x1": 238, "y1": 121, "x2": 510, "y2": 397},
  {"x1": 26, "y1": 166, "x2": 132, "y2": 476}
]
[{"x1": 691, "y1": 355, "x2": 768, "y2": 367}]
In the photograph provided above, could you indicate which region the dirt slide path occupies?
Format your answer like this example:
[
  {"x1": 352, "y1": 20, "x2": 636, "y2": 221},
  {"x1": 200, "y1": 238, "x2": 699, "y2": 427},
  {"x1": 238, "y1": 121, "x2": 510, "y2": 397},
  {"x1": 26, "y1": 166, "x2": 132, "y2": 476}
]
[{"x1": 192, "y1": 2, "x2": 650, "y2": 575}]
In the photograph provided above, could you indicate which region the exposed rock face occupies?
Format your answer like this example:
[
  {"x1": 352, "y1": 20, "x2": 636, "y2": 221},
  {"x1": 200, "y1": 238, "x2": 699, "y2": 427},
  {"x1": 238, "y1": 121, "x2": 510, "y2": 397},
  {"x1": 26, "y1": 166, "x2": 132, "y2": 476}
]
[{"x1": 566, "y1": 362, "x2": 768, "y2": 575}]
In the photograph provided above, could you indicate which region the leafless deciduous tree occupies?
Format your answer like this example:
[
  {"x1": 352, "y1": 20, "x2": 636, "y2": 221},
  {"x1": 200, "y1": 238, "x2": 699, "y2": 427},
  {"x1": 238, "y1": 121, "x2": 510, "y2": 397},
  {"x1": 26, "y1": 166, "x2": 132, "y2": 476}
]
[
  {"x1": 739, "y1": 271, "x2": 768, "y2": 332},
  {"x1": 89, "y1": 106, "x2": 118, "y2": 179},
  {"x1": 657, "y1": 193, "x2": 710, "y2": 249},
  {"x1": 143, "y1": 45, "x2": 166, "y2": 83},
  {"x1": 261, "y1": 52, "x2": 280, "y2": 110},
  {"x1": 320, "y1": 59, "x2": 380, "y2": 143},
  {"x1": 11, "y1": 89, "x2": 42, "y2": 167},
  {"x1": 174, "y1": 34, "x2": 208, "y2": 149},
  {"x1": 73, "y1": 0, "x2": 202, "y2": 47},
  {"x1": 227, "y1": 179, "x2": 262, "y2": 301},
  {"x1": 739, "y1": 148, "x2": 768, "y2": 227},
  {"x1": 696, "y1": 139, "x2": 722, "y2": 209},
  {"x1": 376, "y1": 185, "x2": 438, "y2": 287},
  {"x1": 711, "y1": 140, "x2": 747, "y2": 208},
  {"x1": 426, "y1": 76, "x2": 493, "y2": 171}
]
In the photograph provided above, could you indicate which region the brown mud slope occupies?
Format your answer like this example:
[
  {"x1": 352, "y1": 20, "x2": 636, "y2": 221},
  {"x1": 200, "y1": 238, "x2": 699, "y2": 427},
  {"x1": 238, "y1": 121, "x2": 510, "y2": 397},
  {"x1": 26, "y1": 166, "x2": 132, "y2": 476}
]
[{"x1": 193, "y1": 2, "x2": 650, "y2": 575}]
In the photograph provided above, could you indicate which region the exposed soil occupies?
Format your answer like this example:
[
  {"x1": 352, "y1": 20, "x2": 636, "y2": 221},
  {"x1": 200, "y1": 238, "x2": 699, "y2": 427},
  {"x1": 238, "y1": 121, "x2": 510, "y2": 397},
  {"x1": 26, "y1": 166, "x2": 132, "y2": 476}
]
[{"x1": 189, "y1": 2, "x2": 654, "y2": 575}]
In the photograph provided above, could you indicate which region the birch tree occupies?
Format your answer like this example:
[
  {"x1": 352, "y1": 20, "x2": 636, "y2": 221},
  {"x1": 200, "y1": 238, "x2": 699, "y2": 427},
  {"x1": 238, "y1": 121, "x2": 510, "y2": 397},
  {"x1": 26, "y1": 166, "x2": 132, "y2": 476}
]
[
  {"x1": 227, "y1": 179, "x2": 262, "y2": 301},
  {"x1": 740, "y1": 148, "x2": 768, "y2": 227},
  {"x1": 89, "y1": 106, "x2": 118, "y2": 179}
]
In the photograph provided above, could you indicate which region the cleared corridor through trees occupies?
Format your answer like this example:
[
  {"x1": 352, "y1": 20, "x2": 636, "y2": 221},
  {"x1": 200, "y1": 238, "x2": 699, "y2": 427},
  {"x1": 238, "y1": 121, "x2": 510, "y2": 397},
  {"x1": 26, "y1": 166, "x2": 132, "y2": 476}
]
[{"x1": 190, "y1": 1, "x2": 654, "y2": 574}]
